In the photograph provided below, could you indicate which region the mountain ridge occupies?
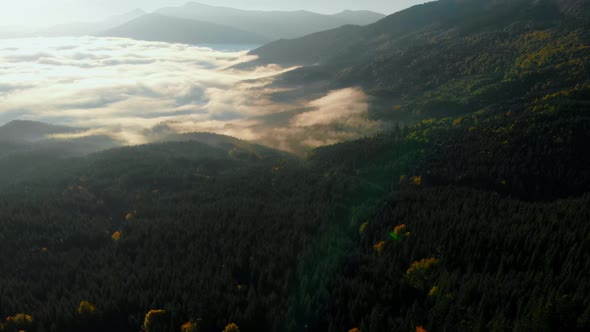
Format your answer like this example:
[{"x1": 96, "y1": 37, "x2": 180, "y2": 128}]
[
  {"x1": 0, "y1": 120, "x2": 82, "y2": 142},
  {"x1": 38, "y1": 9, "x2": 147, "y2": 37},
  {"x1": 100, "y1": 13, "x2": 272, "y2": 44},
  {"x1": 1, "y1": 3, "x2": 385, "y2": 44},
  {"x1": 155, "y1": 1, "x2": 386, "y2": 40}
]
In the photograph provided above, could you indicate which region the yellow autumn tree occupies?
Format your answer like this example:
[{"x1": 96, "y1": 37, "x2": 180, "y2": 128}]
[
  {"x1": 412, "y1": 176, "x2": 423, "y2": 186},
  {"x1": 223, "y1": 322, "x2": 239, "y2": 332},
  {"x1": 373, "y1": 241, "x2": 386, "y2": 255},
  {"x1": 428, "y1": 286, "x2": 439, "y2": 297},
  {"x1": 406, "y1": 258, "x2": 440, "y2": 291},
  {"x1": 181, "y1": 321, "x2": 198, "y2": 332},
  {"x1": 401, "y1": 175, "x2": 424, "y2": 188},
  {"x1": 143, "y1": 309, "x2": 168, "y2": 332},
  {"x1": 6, "y1": 314, "x2": 32, "y2": 324},
  {"x1": 393, "y1": 224, "x2": 407, "y2": 236},
  {"x1": 359, "y1": 222, "x2": 369, "y2": 235},
  {"x1": 4, "y1": 314, "x2": 33, "y2": 331},
  {"x1": 77, "y1": 300, "x2": 96, "y2": 316},
  {"x1": 407, "y1": 258, "x2": 439, "y2": 275}
]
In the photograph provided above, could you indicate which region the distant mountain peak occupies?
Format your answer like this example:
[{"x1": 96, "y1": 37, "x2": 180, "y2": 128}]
[
  {"x1": 38, "y1": 8, "x2": 149, "y2": 37},
  {"x1": 155, "y1": 3, "x2": 386, "y2": 41},
  {"x1": 100, "y1": 13, "x2": 271, "y2": 44},
  {"x1": 332, "y1": 9, "x2": 386, "y2": 17},
  {"x1": 0, "y1": 120, "x2": 82, "y2": 143},
  {"x1": 2, "y1": 119, "x2": 61, "y2": 128},
  {"x1": 127, "y1": 8, "x2": 147, "y2": 15},
  {"x1": 336, "y1": 9, "x2": 368, "y2": 14},
  {"x1": 183, "y1": 2, "x2": 223, "y2": 9}
]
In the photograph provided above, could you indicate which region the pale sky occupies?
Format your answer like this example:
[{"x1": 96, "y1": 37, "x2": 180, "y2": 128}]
[{"x1": 1, "y1": 0, "x2": 428, "y2": 28}]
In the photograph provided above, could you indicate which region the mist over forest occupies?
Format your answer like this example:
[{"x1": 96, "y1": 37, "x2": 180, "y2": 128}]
[{"x1": 0, "y1": 1, "x2": 589, "y2": 332}]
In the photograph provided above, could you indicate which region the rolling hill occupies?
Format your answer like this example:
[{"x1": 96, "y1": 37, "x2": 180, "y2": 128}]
[
  {"x1": 0, "y1": 121, "x2": 121, "y2": 185},
  {"x1": 0, "y1": 120, "x2": 81, "y2": 142},
  {"x1": 100, "y1": 13, "x2": 271, "y2": 45}
]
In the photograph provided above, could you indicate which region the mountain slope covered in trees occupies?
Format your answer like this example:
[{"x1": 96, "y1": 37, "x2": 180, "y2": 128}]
[
  {"x1": 0, "y1": 78, "x2": 588, "y2": 331},
  {"x1": 251, "y1": 0, "x2": 589, "y2": 121},
  {"x1": 0, "y1": 0, "x2": 589, "y2": 332}
]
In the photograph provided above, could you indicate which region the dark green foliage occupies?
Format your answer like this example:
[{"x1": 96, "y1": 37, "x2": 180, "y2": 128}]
[
  {"x1": 1, "y1": 84, "x2": 588, "y2": 331},
  {"x1": 1, "y1": 0, "x2": 589, "y2": 331}
]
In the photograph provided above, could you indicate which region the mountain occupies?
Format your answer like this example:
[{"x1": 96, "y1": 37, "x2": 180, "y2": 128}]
[
  {"x1": 38, "y1": 9, "x2": 147, "y2": 37},
  {"x1": 1, "y1": 1, "x2": 589, "y2": 331},
  {"x1": 155, "y1": 2, "x2": 385, "y2": 40},
  {"x1": 330, "y1": 9, "x2": 388, "y2": 25},
  {"x1": 250, "y1": 0, "x2": 589, "y2": 120},
  {"x1": 0, "y1": 120, "x2": 121, "y2": 185},
  {"x1": 8, "y1": 3, "x2": 384, "y2": 44},
  {"x1": 100, "y1": 13, "x2": 271, "y2": 44},
  {"x1": 251, "y1": 0, "x2": 579, "y2": 66},
  {"x1": 0, "y1": 120, "x2": 81, "y2": 142}
]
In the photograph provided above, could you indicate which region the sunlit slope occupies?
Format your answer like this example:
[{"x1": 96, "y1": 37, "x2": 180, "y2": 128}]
[{"x1": 251, "y1": 0, "x2": 589, "y2": 121}]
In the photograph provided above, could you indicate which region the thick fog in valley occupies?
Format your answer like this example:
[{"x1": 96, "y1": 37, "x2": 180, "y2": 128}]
[
  {"x1": 0, "y1": 1, "x2": 395, "y2": 154},
  {"x1": 0, "y1": 37, "x2": 379, "y2": 153}
]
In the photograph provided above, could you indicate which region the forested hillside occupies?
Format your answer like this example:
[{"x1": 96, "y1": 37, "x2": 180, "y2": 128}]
[
  {"x1": 252, "y1": 0, "x2": 589, "y2": 121},
  {"x1": 0, "y1": 0, "x2": 589, "y2": 331},
  {"x1": 0, "y1": 82, "x2": 588, "y2": 332}
]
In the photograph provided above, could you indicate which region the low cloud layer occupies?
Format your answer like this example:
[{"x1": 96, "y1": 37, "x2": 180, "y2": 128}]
[{"x1": 0, "y1": 36, "x2": 380, "y2": 153}]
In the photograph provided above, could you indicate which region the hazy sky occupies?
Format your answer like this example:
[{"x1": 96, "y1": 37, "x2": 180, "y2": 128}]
[{"x1": 1, "y1": 0, "x2": 427, "y2": 28}]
